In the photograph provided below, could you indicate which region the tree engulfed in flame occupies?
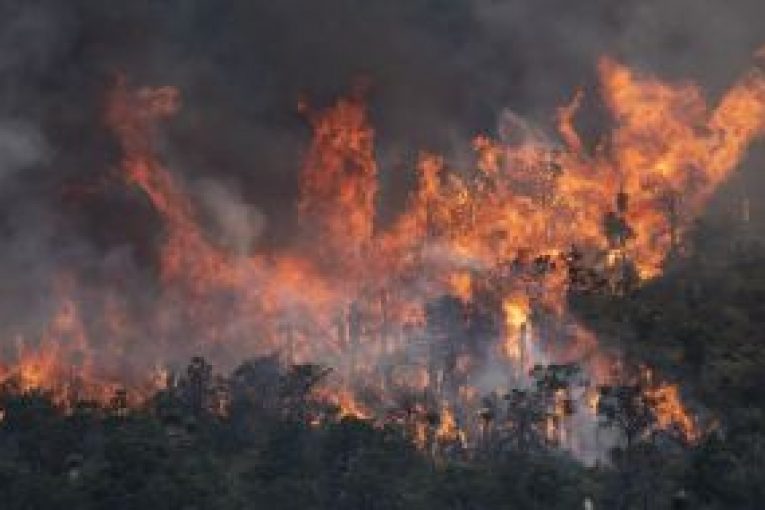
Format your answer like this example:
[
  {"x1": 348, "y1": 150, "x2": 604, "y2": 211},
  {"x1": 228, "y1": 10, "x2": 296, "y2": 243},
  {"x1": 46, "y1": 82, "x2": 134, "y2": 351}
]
[{"x1": 2, "y1": 50, "x2": 765, "y2": 452}]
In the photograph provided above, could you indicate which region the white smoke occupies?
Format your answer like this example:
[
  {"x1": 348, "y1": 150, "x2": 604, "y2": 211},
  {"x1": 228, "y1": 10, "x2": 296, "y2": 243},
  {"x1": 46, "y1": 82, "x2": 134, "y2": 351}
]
[{"x1": 0, "y1": 120, "x2": 47, "y2": 180}]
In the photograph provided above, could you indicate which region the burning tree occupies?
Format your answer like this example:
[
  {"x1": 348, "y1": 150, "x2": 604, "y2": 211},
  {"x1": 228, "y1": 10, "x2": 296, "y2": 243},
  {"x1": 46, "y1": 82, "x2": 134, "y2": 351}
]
[
  {"x1": 597, "y1": 368, "x2": 699, "y2": 509},
  {"x1": 0, "y1": 32, "x2": 763, "y2": 480}
]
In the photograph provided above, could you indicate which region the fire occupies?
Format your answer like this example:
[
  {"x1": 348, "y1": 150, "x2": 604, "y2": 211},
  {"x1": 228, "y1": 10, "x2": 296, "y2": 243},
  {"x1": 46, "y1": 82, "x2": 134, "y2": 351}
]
[
  {"x1": 546, "y1": 388, "x2": 570, "y2": 445},
  {"x1": 299, "y1": 89, "x2": 377, "y2": 272},
  {"x1": 599, "y1": 57, "x2": 765, "y2": 276},
  {"x1": 502, "y1": 296, "x2": 529, "y2": 365},
  {"x1": 436, "y1": 403, "x2": 466, "y2": 446},
  {"x1": 643, "y1": 370, "x2": 699, "y2": 442},
  {"x1": 316, "y1": 387, "x2": 371, "y2": 420},
  {"x1": 557, "y1": 89, "x2": 585, "y2": 154},
  {"x1": 448, "y1": 272, "x2": 473, "y2": 301},
  {"x1": 2, "y1": 49, "x2": 764, "y2": 456},
  {"x1": 648, "y1": 383, "x2": 699, "y2": 442},
  {"x1": 0, "y1": 280, "x2": 130, "y2": 408}
]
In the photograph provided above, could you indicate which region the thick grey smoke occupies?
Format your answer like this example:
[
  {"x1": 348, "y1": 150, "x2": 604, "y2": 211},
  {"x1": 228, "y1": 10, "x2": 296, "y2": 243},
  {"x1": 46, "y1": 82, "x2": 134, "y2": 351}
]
[
  {"x1": 0, "y1": 0, "x2": 762, "y2": 358},
  {"x1": 472, "y1": 0, "x2": 765, "y2": 102},
  {"x1": 1, "y1": 0, "x2": 763, "y2": 227}
]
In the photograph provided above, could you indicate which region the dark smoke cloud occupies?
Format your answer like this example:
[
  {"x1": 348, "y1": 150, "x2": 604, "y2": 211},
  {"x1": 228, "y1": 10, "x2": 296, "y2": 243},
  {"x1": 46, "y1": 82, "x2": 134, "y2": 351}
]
[{"x1": 0, "y1": 0, "x2": 762, "y2": 294}]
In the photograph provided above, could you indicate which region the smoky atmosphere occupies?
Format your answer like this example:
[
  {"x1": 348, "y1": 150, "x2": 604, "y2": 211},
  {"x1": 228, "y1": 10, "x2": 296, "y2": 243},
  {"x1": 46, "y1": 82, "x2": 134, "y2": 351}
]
[{"x1": 0, "y1": 1, "x2": 764, "y2": 509}]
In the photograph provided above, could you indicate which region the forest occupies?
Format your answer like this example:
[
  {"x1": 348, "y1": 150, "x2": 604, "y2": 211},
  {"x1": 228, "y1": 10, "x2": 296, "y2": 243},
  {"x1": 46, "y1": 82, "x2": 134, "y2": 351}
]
[
  {"x1": 1, "y1": 214, "x2": 764, "y2": 509},
  {"x1": 0, "y1": 1, "x2": 764, "y2": 509}
]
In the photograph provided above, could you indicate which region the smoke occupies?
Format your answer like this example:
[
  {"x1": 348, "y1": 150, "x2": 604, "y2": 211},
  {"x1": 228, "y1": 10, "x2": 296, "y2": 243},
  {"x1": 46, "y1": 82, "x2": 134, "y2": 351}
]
[
  {"x1": 0, "y1": 0, "x2": 761, "y2": 243},
  {"x1": 0, "y1": 119, "x2": 47, "y2": 176},
  {"x1": 0, "y1": 0, "x2": 761, "y2": 377},
  {"x1": 195, "y1": 180, "x2": 266, "y2": 256},
  {"x1": 471, "y1": 0, "x2": 765, "y2": 101}
]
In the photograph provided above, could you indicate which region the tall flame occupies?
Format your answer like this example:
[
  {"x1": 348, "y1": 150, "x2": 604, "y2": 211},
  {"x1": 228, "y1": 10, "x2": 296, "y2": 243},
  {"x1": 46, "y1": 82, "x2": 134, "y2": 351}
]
[{"x1": 3, "y1": 52, "x2": 765, "y2": 452}]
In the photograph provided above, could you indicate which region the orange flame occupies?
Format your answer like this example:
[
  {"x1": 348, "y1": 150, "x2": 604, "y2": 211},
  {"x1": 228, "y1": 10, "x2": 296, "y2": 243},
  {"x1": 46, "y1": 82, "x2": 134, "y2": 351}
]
[{"x1": 3, "y1": 51, "x2": 764, "y2": 449}]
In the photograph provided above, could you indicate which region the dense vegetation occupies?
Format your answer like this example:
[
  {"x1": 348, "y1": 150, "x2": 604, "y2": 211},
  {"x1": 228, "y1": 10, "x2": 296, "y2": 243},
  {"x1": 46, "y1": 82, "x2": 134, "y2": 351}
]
[
  {"x1": 0, "y1": 362, "x2": 596, "y2": 509},
  {"x1": 1, "y1": 218, "x2": 764, "y2": 510}
]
